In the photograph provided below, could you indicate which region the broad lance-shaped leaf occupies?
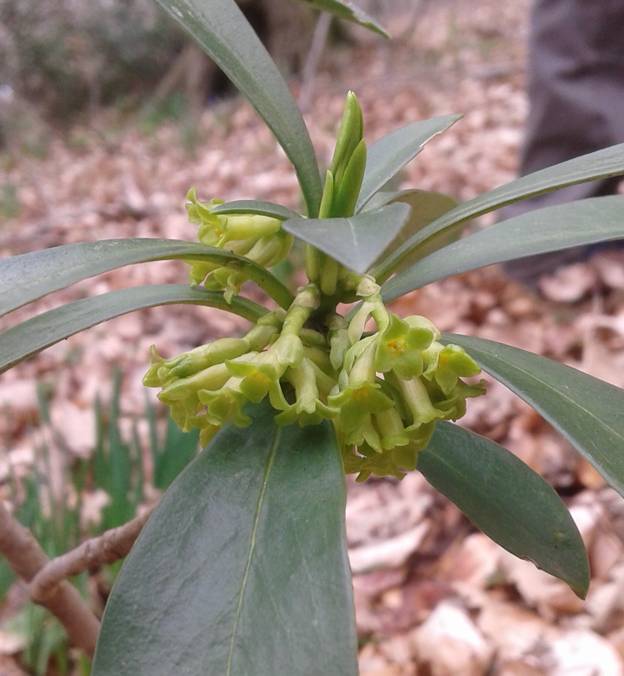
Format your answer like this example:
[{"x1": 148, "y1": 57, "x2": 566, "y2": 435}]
[
  {"x1": 419, "y1": 422, "x2": 589, "y2": 597},
  {"x1": 0, "y1": 285, "x2": 266, "y2": 374},
  {"x1": 356, "y1": 114, "x2": 461, "y2": 211},
  {"x1": 211, "y1": 200, "x2": 300, "y2": 220},
  {"x1": 283, "y1": 202, "x2": 410, "y2": 274},
  {"x1": 367, "y1": 189, "x2": 459, "y2": 271},
  {"x1": 92, "y1": 404, "x2": 358, "y2": 676},
  {"x1": 383, "y1": 195, "x2": 624, "y2": 299},
  {"x1": 378, "y1": 142, "x2": 624, "y2": 278},
  {"x1": 0, "y1": 238, "x2": 293, "y2": 317},
  {"x1": 442, "y1": 334, "x2": 624, "y2": 499},
  {"x1": 297, "y1": 0, "x2": 388, "y2": 37},
  {"x1": 154, "y1": 0, "x2": 322, "y2": 216}
]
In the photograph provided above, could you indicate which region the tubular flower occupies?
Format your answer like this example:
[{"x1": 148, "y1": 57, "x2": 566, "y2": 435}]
[
  {"x1": 185, "y1": 189, "x2": 293, "y2": 300},
  {"x1": 275, "y1": 358, "x2": 339, "y2": 427},
  {"x1": 374, "y1": 313, "x2": 435, "y2": 378}
]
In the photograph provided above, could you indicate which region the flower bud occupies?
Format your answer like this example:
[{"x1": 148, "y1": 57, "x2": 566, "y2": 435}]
[
  {"x1": 158, "y1": 363, "x2": 231, "y2": 404},
  {"x1": 329, "y1": 316, "x2": 350, "y2": 372},
  {"x1": 220, "y1": 214, "x2": 281, "y2": 242},
  {"x1": 330, "y1": 91, "x2": 364, "y2": 186},
  {"x1": 160, "y1": 338, "x2": 251, "y2": 381},
  {"x1": 374, "y1": 407, "x2": 411, "y2": 450},
  {"x1": 185, "y1": 190, "x2": 292, "y2": 297},
  {"x1": 395, "y1": 376, "x2": 445, "y2": 426}
]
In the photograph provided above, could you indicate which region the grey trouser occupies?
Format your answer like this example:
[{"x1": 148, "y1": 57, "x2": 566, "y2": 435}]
[{"x1": 503, "y1": 0, "x2": 624, "y2": 281}]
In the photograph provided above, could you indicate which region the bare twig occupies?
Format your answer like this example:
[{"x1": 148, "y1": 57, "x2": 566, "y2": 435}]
[
  {"x1": 394, "y1": 0, "x2": 425, "y2": 42},
  {"x1": 30, "y1": 506, "x2": 154, "y2": 603},
  {"x1": 0, "y1": 500, "x2": 100, "y2": 656},
  {"x1": 299, "y1": 13, "x2": 332, "y2": 113}
]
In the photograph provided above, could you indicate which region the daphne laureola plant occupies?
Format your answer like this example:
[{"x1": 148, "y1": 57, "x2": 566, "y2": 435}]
[{"x1": 1, "y1": 0, "x2": 624, "y2": 674}]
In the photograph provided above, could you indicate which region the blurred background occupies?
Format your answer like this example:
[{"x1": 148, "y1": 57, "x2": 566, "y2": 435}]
[{"x1": 2, "y1": 1, "x2": 624, "y2": 674}]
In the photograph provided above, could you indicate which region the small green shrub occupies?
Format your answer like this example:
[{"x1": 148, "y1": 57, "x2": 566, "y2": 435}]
[{"x1": 2, "y1": 1, "x2": 624, "y2": 674}]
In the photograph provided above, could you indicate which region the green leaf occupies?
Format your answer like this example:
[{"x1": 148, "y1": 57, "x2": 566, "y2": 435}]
[
  {"x1": 154, "y1": 0, "x2": 322, "y2": 216},
  {"x1": 371, "y1": 189, "x2": 459, "y2": 272},
  {"x1": 383, "y1": 195, "x2": 624, "y2": 299},
  {"x1": 356, "y1": 115, "x2": 461, "y2": 211},
  {"x1": 419, "y1": 422, "x2": 589, "y2": 597},
  {"x1": 211, "y1": 200, "x2": 300, "y2": 220},
  {"x1": 283, "y1": 202, "x2": 411, "y2": 274},
  {"x1": 0, "y1": 238, "x2": 293, "y2": 317},
  {"x1": 0, "y1": 285, "x2": 266, "y2": 374},
  {"x1": 297, "y1": 0, "x2": 388, "y2": 37},
  {"x1": 92, "y1": 404, "x2": 357, "y2": 676},
  {"x1": 379, "y1": 142, "x2": 624, "y2": 277},
  {"x1": 442, "y1": 333, "x2": 624, "y2": 499}
]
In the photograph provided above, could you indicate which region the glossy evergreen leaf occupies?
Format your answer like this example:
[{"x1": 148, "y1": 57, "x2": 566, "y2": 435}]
[
  {"x1": 0, "y1": 285, "x2": 266, "y2": 374},
  {"x1": 383, "y1": 195, "x2": 624, "y2": 299},
  {"x1": 283, "y1": 202, "x2": 411, "y2": 274},
  {"x1": 370, "y1": 189, "x2": 458, "y2": 272},
  {"x1": 298, "y1": 0, "x2": 388, "y2": 37},
  {"x1": 443, "y1": 334, "x2": 624, "y2": 499},
  {"x1": 379, "y1": 142, "x2": 624, "y2": 277},
  {"x1": 154, "y1": 0, "x2": 322, "y2": 215},
  {"x1": 0, "y1": 238, "x2": 293, "y2": 316},
  {"x1": 92, "y1": 404, "x2": 357, "y2": 676},
  {"x1": 419, "y1": 422, "x2": 589, "y2": 597},
  {"x1": 211, "y1": 200, "x2": 300, "y2": 220},
  {"x1": 356, "y1": 115, "x2": 460, "y2": 211}
]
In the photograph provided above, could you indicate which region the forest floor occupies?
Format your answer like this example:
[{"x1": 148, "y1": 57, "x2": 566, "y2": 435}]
[{"x1": 2, "y1": 0, "x2": 624, "y2": 673}]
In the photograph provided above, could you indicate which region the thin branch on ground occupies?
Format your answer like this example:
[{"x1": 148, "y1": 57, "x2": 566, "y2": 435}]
[
  {"x1": 0, "y1": 499, "x2": 100, "y2": 656},
  {"x1": 30, "y1": 505, "x2": 155, "y2": 604},
  {"x1": 299, "y1": 12, "x2": 332, "y2": 113}
]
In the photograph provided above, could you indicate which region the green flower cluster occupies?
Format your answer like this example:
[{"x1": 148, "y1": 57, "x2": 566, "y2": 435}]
[
  {"x1": 145, "y1": 276, "x2": 485, "y2": 480},
  {"x1": 331, "y1": 279, "x2": 485, "y2": 480},
  {"x1": 144, "y1": 285, "x2": 339, "y2": 447},
  {"x1": 145, "y1": 92, "x2": 485, "y2": 481},
  {"x1": 186, "y1": 189, "x2": 293, "y2": 300}
]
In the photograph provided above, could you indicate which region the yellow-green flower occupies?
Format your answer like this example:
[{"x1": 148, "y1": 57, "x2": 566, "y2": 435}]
[
  {"x1": 198, "y1": 378, "x2": 251, "y2": 427},
  {"x1": 275, "y1": 359, "x2": 338, "y2": 427},
  {"x1": 185, "y1": 189, "x2": 292, "y2": 297},
  {"x1": 423, "y1": 343, "x2": 481, "y2": 394},
  {"x1": 374, "y1": 313, "x2": 435, "y2": 378}
]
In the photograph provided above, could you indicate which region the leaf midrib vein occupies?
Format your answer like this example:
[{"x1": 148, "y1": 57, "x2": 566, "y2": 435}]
[{"x1": 225, "y1": 427, "x2": 281, "y2": 675}]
